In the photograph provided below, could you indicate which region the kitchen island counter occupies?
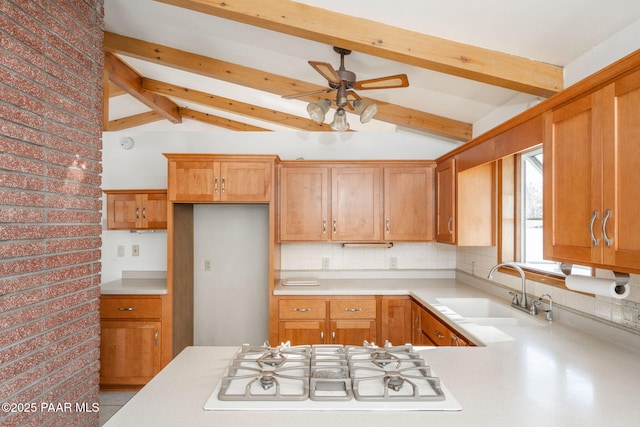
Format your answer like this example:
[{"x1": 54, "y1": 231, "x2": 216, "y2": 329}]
[{"x1": 105, "y1": 277, "x2": 640, "y2": 426}]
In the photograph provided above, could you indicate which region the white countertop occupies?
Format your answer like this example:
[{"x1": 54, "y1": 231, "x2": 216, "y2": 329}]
[
  {"x1": 100, "y1": 271, "x2": 167, "y2": 295},
  {"x1": 104, "y1": 277, "x2": 640, "y2": 427}
]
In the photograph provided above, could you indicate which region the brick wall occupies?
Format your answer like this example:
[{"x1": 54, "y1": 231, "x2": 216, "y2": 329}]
[{"x1": 0, "y1": 1, "x2": 104, "y2": 426}]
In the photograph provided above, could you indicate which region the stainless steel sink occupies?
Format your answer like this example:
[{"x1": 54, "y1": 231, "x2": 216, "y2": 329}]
[{"x1": 435, "y1": 298, "x2": 544, "y2": 327}]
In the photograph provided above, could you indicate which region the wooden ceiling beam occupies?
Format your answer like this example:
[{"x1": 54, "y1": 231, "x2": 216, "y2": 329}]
[
  {"x1": 142, "y1": 78, "x2": 333, "y2": 131},
  {"x1": 107, "y1": 111, "x2": 165, "y2": 131},
  {"x1": 104, "y1": 32, "x2": 471, "y2": 141},
  {"x1": 104, "y1": 52, "x2": 182, "y2": 124},
  {"x1": 156, "y1": 0, "x2": 563, "y2": 97},
  {"x1": 179, "y1": 107, "x2": 270, "y2": 131}
]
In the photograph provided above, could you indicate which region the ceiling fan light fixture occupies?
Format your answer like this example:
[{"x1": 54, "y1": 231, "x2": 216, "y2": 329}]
[
  {"x1": 353, "y1": 99, "x2": 378, "y2": 123},
  {"x1": 330, "y1": 107, "x2": 350, "y2": 132},
  {"x1": 306, "y1": 99, "x2": 331, "y2": 124}
]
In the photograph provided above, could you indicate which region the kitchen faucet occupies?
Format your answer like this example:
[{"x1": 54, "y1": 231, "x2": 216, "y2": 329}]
[{"x1": 487, "y1": 262, "x2": 533, "y2": 314}]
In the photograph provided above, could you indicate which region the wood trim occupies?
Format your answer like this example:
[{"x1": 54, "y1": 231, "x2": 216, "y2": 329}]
[{"x1": 156, "y1": 0, "x2": 562, "y2": 97}]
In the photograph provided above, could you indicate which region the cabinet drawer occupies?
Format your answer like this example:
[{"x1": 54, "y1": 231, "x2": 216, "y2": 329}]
[
  {"x1": 420, "y1": 309, "x2": 453, "y2": 346},
  {"x1": 100, "y1": 297, "x2": 162, "y2": 319},
  {"x1": 279, "y1": 299, "x2": 326, "y2": 319},
  {"x1": 330, "y1": 299, "x2": 376, "y2": 319}
]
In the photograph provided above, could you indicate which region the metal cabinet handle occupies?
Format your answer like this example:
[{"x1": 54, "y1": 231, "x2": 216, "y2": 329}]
[
  {"x1": 331, "y1": 331, "x2": 336, "y2": 343},
  {"x1": 117, "y1": 307, "x2": 135, "y2": 311},
  {"x1": 385, "y1": 217, "x2": 390, "y2": 233},
  {"x1": 320, "y1": 330, "x2": 324, "y2": 343},
  {"x1": 221, "y1": 176, "x2": 226, "y2": 193},
  {"x1": 332, "y1": 219, "x2": 337, "y2": 233},
  {"x1": 434, "y1": 330, "x2": 445, "y2": 340},
  {"x1": 142, "y1": 206, "x2": 146, "y2": 220},
  {"x1": 322, "y1": 219, "x2": 326, "y2": 233},
  {"x1": 602, "y1": 209, "x2": 612, "y2": 247},
  {"x1": 135, "y1": 207, "x2": 139, "y2": 220},
  {"x1": 344, "y1": 307, "x2": 362, "y2": 312},
  {"x1": 590, "y1": 210, "x2": 599, "y2": 246},
  {"x1": 450, "y1": 335, "x2": 460, "y2": 346},
  {"x1": 447, "y1": 217, "x2": 453, "y2": 234},
  {"x1": 214, "y1": 176, "x2": 219, "y2": 193},
  {"x1": 154, "y1": 330, "x2": 159, "y2": 347},
  {"x1": 293, "y1": 307, "x2": 311, "y2": 312}
]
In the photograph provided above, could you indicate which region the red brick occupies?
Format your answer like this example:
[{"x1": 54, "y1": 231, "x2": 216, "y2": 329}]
[
  {"x1": 0, "y1": 224, "x2": 46, "y2": 240},
  {"x1": 0, "y1": 241, "x2": 45, "y2": 258},
  {"x1": 44, "y1": 237, "x2": 101, "y2": 253},
  {"x1": 0, "y1": 273, "x2": 45, "y2": 295},
  {"x1": 0, "y1": 171, "x2": 46, "y2": 191},
  {"x1": 0, "y1": 136, "x2": 46, "y2": 160},
  {"x1": 0, "y1": 207, "x2": 45, "y2": 223},
  {"x1": 45, "y1": 194, "x2": 101, "y2": 211},
  {"x1": 0, "y1": 321, "x2": 43, "y2": 352},
  {"x1": 46, "y1": 209, "x2": 101, "y2": 224},
  {"x1": 0, "y1": 304, "x2": 44, "y2": 329}
]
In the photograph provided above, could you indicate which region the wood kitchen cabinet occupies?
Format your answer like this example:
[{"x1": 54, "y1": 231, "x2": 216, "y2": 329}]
[
  {"x1": 436, "y1": 158, "x2": 495, "y2": 246},
  {"x1": 379, "y1": 296, "x2": 413, "y2": 345},
  {"x1": 412, "y1": 299, "x2": 472, "y2": 347},
  {"x1": 383, "y1": 166, "x2": 435, "y2": 241},
  {"x1": 166, "y1": 154, "x2": 274, "y2": 203},
  {"x1": 277, "y1": 296, "x2": 377, "y2": 345},
  {"x1": 544, "y1": 68, "x2": 640, "y2": 273},
  {"x1": 279, "y1": 162, "x2": 435, "y2": 242},
  {"x1": 100, "y1": 296, "x2": 163, "y2": 389},
  {"x1": 278, "y1": 166, "x2": 329, "y2": 241},
  {"x1": 104, "y1": 189, "x2": 167, "y2": 230}
]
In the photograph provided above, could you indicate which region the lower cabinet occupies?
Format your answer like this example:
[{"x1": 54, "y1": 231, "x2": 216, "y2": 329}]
[
  {"x1": 379, "y1": 296, "x2": 413, "y2": 345},
  {"x1": 99, "y1": 296, "x2": 163, "y2": 389},
  {"x1": 412, "y1": 299, "x2": 471, "y2": 346},
  {"x1": 277, "y1": 297, "x2": 377, "y2": 346}
]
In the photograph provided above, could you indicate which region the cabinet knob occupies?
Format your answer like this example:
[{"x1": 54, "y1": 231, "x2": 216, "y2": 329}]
[{"x1": 434, "y1": 330, "x2": 445, "y2": 340}]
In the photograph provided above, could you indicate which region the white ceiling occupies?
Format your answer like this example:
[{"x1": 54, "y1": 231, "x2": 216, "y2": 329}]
[{"x1": 104, "y1": 0, "x2": 640, "y2": 140}]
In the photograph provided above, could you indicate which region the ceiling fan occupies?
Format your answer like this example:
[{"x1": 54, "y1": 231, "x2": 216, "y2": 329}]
[{"x1": 283, "y1": 47, "x2": 409, "y2": 130}]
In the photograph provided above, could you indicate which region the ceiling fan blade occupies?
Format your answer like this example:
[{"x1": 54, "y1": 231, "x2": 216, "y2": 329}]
[
  {"x1": 353, "y1": 74, "x2": 409, "y2": 90},
  {"x1": 281, "y1": 88, "x2": 335, "y2": 100},
  {"x1": 308, "y1": 61, "x2": 342, "y2": 85}
]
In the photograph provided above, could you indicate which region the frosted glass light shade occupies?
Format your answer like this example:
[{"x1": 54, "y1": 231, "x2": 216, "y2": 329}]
[
  {"x1": 330, "y1": 108, "x2": 350, "y2": 131},
  {"x1": 306, "y1": 99, "x2": 331, "y2": 124}
]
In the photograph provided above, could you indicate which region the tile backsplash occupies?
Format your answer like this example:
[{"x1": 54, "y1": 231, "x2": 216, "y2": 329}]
[{"x1": 280, "y1": 242, "x2": 456, "y2": 271}]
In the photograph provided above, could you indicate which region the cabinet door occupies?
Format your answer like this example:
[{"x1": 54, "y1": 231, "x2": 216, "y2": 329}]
[
  {"x1": 278, "y1": 320, "x2": 327, "y2": 346},
  {"x1": 380, "y1": 297, "x2": 413, "y2": 345},
  {"x1": 100, "y1": 320, "x2": 161, "y2": 386},
  {"x1": 279, "y1": 167, "x2": 329, "y2": 241},
  {"x1": 330, "y1": 320, "x2": 377, "y2": 346},
  {"x1": 136, "y1": 193, "x2": 167, "y2": 229},
  {"x1": 436, "y1": 158, "x2": 456, "y2": 243},
  {"x1": 543, "y1": 94, "x2": 602, "y2": 264},
  {"x1": 168, "y1": 160, "x2": 218, "y2": 202},
  {"x1": 383, "y1": 167, "x2": 434, "y2": 241},
  {"x1": 106, "y1": 193, "x2": 139, "y2": 229},
  {"x1": 331, "y1": 167, "x2": 382, "y2": 241},
  {"x1": 603, "y1": 71, "x2": 640, "y2": 269},
  {"x1": 219, "y1": 161, "x2": 271, "y2": 202}
]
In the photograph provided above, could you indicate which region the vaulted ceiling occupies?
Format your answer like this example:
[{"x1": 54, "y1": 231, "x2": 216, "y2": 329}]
[{"x1": 103, "y1": 0, "x2": 640, "y2": 143}]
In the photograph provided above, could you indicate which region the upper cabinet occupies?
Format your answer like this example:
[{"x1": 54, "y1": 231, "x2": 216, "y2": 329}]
[
  {"x1": 278, "y1": 162, "x2": 435, "y2": 242},
  {"x1": 383, "y1": 166, "x2": 434, "y2": 241},
  {"x1": 165, "y1": 154, "x2": 275, "y2": 203},
  {"x1": 544, "y1": 68, "x2": 640, "y2": 273},
  {"x1": 104, "y1": 189, "x2": 167, "y2": 230},
  {"x1": 435, "y1": 158, "x2": 456, "y2": 243},
  {"x1": 435, "y1": 158, "x2": 495, "y2": 246}
]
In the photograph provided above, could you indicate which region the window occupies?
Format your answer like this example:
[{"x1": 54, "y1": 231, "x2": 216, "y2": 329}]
[{"x1": 517, "y1": 148, "x2": 590, "y2": 276}]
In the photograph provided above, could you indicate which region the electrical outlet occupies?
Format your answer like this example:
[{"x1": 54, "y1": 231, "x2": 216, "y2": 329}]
[
  {"x1": 322, "y1": 258, "x2": 330, "y2": 269},
  {"x1": 132, "y1": 244, "x2": 139, "y2": 257},
  {"x1": 117, "y1": 245, "x2": 125, "y2": 257},
  {"x1": 390, "y1": 257, "x2": 398, "y2": 269},
  {"x1": 204, "y1": 259, "x2": 212, "y2": 271}
]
